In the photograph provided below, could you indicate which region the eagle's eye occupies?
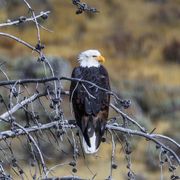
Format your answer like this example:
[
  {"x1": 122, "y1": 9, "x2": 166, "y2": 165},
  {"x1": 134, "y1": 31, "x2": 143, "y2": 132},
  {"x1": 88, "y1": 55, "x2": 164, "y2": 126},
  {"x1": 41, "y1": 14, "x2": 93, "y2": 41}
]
[{"x1": 92, "y1": 55, "x2": 97, "y2": 57}]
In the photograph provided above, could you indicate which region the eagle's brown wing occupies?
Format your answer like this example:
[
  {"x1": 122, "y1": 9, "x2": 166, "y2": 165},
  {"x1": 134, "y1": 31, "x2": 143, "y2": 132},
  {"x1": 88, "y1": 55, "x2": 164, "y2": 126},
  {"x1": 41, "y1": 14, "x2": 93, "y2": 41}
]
[{"x1": 70, "y1": 65, "x2": 110, "y2": 153}]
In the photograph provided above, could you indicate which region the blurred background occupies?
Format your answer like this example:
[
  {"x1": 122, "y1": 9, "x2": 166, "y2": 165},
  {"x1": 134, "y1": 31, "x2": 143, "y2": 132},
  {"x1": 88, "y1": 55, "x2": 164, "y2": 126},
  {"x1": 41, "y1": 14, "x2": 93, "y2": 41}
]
[{"x1": 0, "y1": 0, "x2": 180, "y2": 179}]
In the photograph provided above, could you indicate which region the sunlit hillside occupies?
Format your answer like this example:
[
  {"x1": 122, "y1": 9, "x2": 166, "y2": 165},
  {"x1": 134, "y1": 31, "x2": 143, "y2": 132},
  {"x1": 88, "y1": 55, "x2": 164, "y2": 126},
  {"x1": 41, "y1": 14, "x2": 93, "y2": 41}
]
[{"x1": 0, "y1": 0, "x2": 180, "y2": 179}]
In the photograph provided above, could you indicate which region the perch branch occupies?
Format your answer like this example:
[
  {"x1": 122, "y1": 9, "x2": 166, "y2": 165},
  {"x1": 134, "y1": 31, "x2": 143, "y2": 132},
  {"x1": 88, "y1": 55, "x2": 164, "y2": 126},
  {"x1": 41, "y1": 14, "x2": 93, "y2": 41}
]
[{"x1": 0, "y1": 118, "x2": 179, "y2": 165}]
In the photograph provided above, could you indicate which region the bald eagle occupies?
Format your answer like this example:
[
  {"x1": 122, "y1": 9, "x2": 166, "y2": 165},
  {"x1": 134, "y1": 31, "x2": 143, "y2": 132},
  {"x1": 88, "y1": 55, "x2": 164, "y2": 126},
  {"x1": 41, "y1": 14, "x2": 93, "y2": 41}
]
[{"x1": 70, "y1": 49, "x2": 110, "y2": 154}]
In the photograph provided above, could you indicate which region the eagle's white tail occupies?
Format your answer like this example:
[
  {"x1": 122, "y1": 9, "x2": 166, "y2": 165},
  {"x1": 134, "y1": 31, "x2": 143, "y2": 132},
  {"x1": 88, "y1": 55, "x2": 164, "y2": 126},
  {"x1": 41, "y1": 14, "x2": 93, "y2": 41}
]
[{"x1": 82, "y1": 133, "x2": 99, "y2": 154}]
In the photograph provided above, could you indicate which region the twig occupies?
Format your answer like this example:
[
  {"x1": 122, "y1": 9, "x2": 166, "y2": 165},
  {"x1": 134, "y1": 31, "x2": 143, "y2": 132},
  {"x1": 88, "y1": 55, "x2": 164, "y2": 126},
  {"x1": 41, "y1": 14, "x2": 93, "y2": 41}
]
[
  {"x1": 0, "y1": 32, "x2": 39, "y2": 53},
  {"x1": 0, "y1": 11, "x2": 50, "y2": 27},
  {"x1": 110, "y1": 103, "x2": 146, "y2": 132},
  {"x1": 13, "y1": 122, "x2": 48, "y2": 174},
  {"x1": 72, "y1": 0, "x2": 99, "y2": 14},
  {"x1": 107, "y1": 130, "x2": 116, "y2": 180},
  {"x1": 0, "y1": 93, "x2": 45, "y2": 121},
  {"x1": 159, "y1": 147, "x2": 164, "y2": 180},
  {"x1": 0, "y1": 120, "x2": 76, "y2": 140},
  {"x1": 23, "y1": 0, "x2": 41, "y2": 43},
  {"x1": 43, "y1": 162, "x2": 69, "y2": 178},
  {"x1": 153, "y1": 134, "x2": 180, "y2": 149},
  {"x1": 106, "y1": 124, "x2": 180, "y2": 165}
]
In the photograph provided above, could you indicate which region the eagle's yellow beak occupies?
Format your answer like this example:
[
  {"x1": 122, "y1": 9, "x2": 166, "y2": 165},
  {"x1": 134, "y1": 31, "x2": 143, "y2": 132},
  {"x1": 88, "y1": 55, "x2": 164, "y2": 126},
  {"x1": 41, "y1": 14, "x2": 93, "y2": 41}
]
[{"x1": 97, "y1": 55, "x2": 105, "y2": 63}]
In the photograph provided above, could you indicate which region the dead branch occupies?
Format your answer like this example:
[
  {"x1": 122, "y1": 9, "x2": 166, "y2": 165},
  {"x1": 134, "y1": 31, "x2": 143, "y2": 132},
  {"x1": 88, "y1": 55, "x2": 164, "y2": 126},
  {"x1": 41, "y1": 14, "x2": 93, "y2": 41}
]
[
  {"x1": 72, "y1": 0, "x2": 99, "y2": 14},
  {"x1": 0, "y1": 120, "x2": 75, "y2": 140},
  {"x1": 0, "y1": 32, "x2": 39, "y2": 53},
  {"x1": 110, "y1": 103, "x2": 146, "y2": 132},
  {"x1": 0, "y1": 11, "x2": 50, "y2": 27},
  {"x1": 106, "y1": 124, "x2": 180, "y2": 164},
  {"x1": 0, "y1": 93, "x2": 45, "y2": 122},
  {"x1": 0, "y1": 114, "x2": 179, "y2": 165},
  {"x1": 13, "y1": 122, "x2": 48, "y2": 174}
]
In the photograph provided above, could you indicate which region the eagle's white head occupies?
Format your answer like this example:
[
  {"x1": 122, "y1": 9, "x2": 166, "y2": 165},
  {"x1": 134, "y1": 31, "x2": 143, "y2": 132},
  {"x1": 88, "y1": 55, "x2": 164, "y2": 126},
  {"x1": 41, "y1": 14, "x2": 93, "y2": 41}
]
[{"x1": 78, "y1": 49, "x2": 105, "y2": 68}]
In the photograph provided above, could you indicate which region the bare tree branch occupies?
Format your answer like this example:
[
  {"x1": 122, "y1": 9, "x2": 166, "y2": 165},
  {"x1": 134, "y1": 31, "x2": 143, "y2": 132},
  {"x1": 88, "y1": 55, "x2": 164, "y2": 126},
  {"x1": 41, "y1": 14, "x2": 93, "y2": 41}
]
[
  {"x1": 0, "y1": 32, "x2": 39, "y2": 53},
  {"x1": 110, "y1": 103, "x2": 146, "y2": 132},
  {"x1": 0, "y1": 120, "x2": 75, "y2": 140},
  {"x1": 106, "y1": 124, "x2": 180, "y2": 165},
  {"x1": 0, "y1": 93, "x2": 45, "y2": 122},
  {"x1": 72, "y1": 0, "x2": 99, "y2": 14},
  {"x1": 13, "y1": 122, "x2": 48, "y2": 174},
  {"x1": 0, "y1": 11, "x2": 50, "y2": 27}
]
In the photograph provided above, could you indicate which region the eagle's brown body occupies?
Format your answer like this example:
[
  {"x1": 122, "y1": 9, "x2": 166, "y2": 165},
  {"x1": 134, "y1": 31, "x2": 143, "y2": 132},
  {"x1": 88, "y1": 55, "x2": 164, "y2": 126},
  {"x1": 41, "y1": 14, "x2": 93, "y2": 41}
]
[{"x1": 70, "y1": 65, "x2": 110, "y2": 153}]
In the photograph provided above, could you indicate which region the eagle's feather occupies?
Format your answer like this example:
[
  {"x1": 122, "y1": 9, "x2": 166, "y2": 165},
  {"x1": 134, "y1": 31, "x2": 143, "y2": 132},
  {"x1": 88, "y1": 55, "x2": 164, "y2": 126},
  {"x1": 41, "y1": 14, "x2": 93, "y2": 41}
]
[{"x1": 70, "y1": 66, "x2": 110, "y2": 153}]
